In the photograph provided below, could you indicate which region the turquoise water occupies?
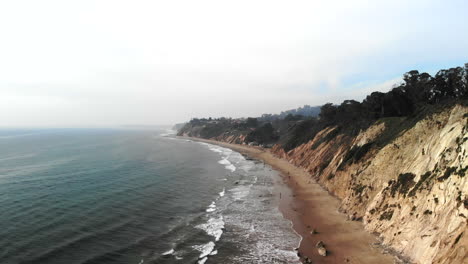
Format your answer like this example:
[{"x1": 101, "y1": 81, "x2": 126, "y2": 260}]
[{"x1": 0, "y1": 129, "x2": 300, "y2": 264}]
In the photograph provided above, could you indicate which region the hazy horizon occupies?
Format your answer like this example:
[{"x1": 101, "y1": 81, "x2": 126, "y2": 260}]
[{"x1": 1, "y1": 0, "x2": 467, "y2": 128}]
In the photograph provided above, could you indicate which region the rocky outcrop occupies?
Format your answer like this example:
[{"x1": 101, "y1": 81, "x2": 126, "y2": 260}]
[
  {"x1": 271, "y1": 104, "x2": 468, "y2": 264},
  {"x1": 315, "y1": 241, "x2": 327, "y2": 256}
]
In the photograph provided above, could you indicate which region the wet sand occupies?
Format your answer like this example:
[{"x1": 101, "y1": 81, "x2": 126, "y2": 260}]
[{"x1": 183, "y1": 137, "x2": 397, "y2": 264}]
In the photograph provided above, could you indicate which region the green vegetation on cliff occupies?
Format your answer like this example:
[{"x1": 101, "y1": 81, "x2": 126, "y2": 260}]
[{"x1": 178, "y1": 63, "x2": 468, "y2": 149}]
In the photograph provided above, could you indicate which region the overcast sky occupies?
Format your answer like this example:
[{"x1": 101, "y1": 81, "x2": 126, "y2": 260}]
[{"x1": 0, "y1": 0, "x2": 467, "y2": 127}]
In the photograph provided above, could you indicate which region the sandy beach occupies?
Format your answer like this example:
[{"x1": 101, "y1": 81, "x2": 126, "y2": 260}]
[{"x1": 184, "y1": 137, "x2": 397, "y2": 264}]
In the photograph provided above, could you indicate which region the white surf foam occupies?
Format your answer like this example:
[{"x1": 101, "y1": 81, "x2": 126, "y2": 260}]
[
  {"x1": 217, "y1": 158, "x2": 236, "y2": 172},
  {"x1": 209, "y1": 147, "x2": 223, "y2": 153},
  {"x1": 225, "y1": 164, "x2": 236, "y2": 172},
  {"x1": 193, "y1": 241, "x2": 216, "y2": 260},
  {"x1": 161, "y1": 248, "x2": 174, "y2": 255},
  {"x1": 206, "y1": 201, "x2": 216, "y2": 212},
  {"x1": 217, "y1": 158, "x2": 230, "y2": 165},
  {"x1": 199, "y1": 142, "x2": 231, "y2": 156},
  {"x1": 230, "y1": 185, "x2": 250, "y2": 200},
  {"x1": 199, "y1": 142, "x2": 240, "y2": 172},
  {"x1": 196, "y1": 216, "x2": 224, "y2": 241}
]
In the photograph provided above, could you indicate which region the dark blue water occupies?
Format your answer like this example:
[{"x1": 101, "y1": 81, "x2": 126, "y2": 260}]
[{"x1": 0, "y1": 129, "x2": 300, "y2": 264}]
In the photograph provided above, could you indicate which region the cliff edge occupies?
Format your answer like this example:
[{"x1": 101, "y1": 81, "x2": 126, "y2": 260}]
[{"x1": 270, "y1": 104, "x2": 467, "y2": 264}]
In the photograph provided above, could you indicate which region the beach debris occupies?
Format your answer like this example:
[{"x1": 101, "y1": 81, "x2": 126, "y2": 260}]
[
  {"x1": 315, "y1": 241, "x2": 327, "y2": 257},
  {"x1": 304, "y1": 256, "x2": 312, "y2": 263},
  {"x1": 310, "y1": 229, "x2": 317, "y2": 235},
  {"x1": 317, "y1": 246, "x2": 327, "y2": 256}
]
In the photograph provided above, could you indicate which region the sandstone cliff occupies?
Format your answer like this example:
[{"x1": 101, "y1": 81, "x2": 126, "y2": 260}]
[{"x1": 270, "y1": 104, "x2": 467, "y2": 264}]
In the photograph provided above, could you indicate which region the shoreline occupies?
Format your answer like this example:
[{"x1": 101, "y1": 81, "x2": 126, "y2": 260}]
[{"x1": 182, "y1": 136, "x2": 397, "y2": 264}]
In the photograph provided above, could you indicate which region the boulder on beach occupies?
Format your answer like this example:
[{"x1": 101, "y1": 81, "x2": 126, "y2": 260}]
[
  {"x1": 318, "y1": 246, "x2": 327, "y2": 256},
  {"x1": 315, "y1": 241, "x2": 325, "y2": 248}
]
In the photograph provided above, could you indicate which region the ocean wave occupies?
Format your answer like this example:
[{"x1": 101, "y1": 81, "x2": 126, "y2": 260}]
[
  {"x1": 193, "y1": 241, "x2": 216, "y2": 262},
  {"x1": 225, "y1": 164, "x2": 236, "y2": 172},
  {"x1": 230, "y1": 185, "x2": 250, "y2": 200},
  {"x1": 0, "y1": 132, "x2": 40, "y2": 139},
  {"x1": 26, "y1": 227, "x2": 151, "y2": 264},
  {"x1": 199, "y1": 142, "x2": 230, "y2": 156},
  {"x1": 238, "y1": 162, "x2": 255, "y2": 172},
  {"x1": 199, "y1": 142, "x2": 242, "y2": 172},
  {"x1": 161, "y1": 248, "x2": 174, "y2": 255},
  {"x1": 217, "y1": 158, "x2": 230, "y2": 165},
  {"x1": 206, "y1": 201, "x2": 216, "y2": 212},
  {"x1": 217, "y1": 158, "x2": 236, "y2": 172},
  {"x1": 0, "y1": 153, "x2": 37, "y2": 162},
  {"x1": 209, "y1": 147, "x2": 223, "y2": 153},
  {"x1": 0, "y1": 157, "x2": 75, "y2": 180},
  {"x1": 218, "y1": 164, "x2": 302, "y2": 264},
  {"x1": 196, "y1": 216, "x2": 224, "y2": 241}
]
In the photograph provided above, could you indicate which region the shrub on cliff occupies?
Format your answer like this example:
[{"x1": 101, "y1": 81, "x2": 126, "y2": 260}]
[{"x1": 245, "y1": 122, "x2": 278, "y2": 145}]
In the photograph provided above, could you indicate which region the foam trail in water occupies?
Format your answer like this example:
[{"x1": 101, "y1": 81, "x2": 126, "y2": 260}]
[
  {"x1": 193, "y1": 241, "x2": 216, "y2": 262},
  {"x1": 218, "y1": 158, "x2": 230, "y2": 165},
  {"x1": 198, "y1": 142, "x2": 240, "y2": 172},
  {"x1": 161, "y1": 248, "x2": 174, "y2": 255},
  {"x1": 225, "y1": 164, "x2": 236, "y2": 172},
  {"x1": 206, "y1": 202, "x2": 216, "y2": 212},
  {"x1": 230, "y1": 185, "x2": 250, "y2": 200},
  {"x1": 209, "y1": 148, "x2": 223, "y2": 153},
  {"x1": 218, "y1": 158, "x2": 236, "y2": 172},
  {"x1": 196, "y1": 216, "x2": 224, "y2": 241}
]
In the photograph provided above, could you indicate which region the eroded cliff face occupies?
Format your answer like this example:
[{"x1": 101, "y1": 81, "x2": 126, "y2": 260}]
[
  {"x1": 271, "y1": 104, "x2": 468, "y2": 264},
  {"x1": 178, "y1": 123, "x2": 250, "y2": 144}
]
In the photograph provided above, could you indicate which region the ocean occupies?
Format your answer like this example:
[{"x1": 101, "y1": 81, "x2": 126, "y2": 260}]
[{"x1": 0, "y1": 129, "x2": 300, "y2": 264}]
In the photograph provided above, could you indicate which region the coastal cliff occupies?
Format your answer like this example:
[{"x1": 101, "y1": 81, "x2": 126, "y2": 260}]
[
  {"x1": 177, "y1": 64, "x2": 468, "y2": 263},
  {"x1": 270, "y1": 104, "x2": 467, "y2": 264}
]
